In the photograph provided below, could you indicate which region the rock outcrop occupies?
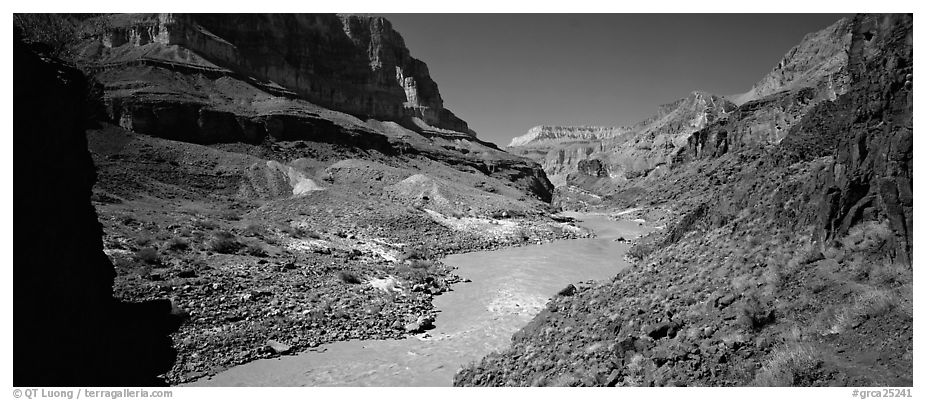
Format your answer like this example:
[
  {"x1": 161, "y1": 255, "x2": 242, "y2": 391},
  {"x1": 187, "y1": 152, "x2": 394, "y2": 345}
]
[
  {"x1": 508, "y1": 91, "x2": 735, "y2": 188},
  {"x1": 508, "y1": 125, "x2": 631, "y2": 147},
  {"x1": 511, "y1": 17, "x2": 853, "y2": 199},
  {"x1": 809, "y1": 14, "x2": 913, "y2": 266},
  {"x1": 672, "y1": 18, "x2": 854, "y2": 166},
  {"x1": 82, "y1": 13, "x2": 470, "y2": 135},
  {"x1": 57, "y1": 13, "x2": 555, "y2": 202},
  {"x1": 14, "y1": 30, "x2": 185, "y2": 386},
  {"x1": 729, "y1": 17, "x2": 852, "y2": 105}
]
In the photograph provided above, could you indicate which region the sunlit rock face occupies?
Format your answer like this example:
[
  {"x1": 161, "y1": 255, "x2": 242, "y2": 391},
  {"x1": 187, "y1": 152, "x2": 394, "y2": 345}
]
[
  {"x1": 510, "y1": 17, "x2": 855, "y2": 197},
  {"x1": 508, "y1": 92, "x2": 735, "y2": 187},
  {"x1": 88, "y1": 13, "x2": 470, "y2": 135}
]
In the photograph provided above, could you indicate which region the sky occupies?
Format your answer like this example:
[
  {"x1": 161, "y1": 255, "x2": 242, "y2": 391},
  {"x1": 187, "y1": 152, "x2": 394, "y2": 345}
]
[{"x1": 381, "y1": 14, "x2": 848, "y2": 146}]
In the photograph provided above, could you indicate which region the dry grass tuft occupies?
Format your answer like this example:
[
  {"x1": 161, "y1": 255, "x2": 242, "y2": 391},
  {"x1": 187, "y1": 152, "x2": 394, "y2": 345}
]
[{"x1": 753, "y1": 342, "x2": 823, "y2": 386}]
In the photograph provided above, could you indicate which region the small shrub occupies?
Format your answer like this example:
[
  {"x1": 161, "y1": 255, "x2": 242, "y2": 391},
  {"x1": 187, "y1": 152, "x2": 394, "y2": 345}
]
[
  {"x1": 193, "y1": 219, "x2": 219, "y2": 230},
  {"x1": 165, "y1": 237, "x2": 189, "y2": 251},
  {"x1": 280, "y1": 224, "x2": 312, "y2": 238},
  {"x1": 752, "y1": 343, "x2": 823, "y2": 386},
  {"x1": 409, "y1": 259, "x2": 433, "y2": 269},
  {"x1": 737, "y1": 294, "x2": 776, "y2": 331},
  {"x1": 245, "y1": 243, "x2": 267, "y2": 257},
  {"x1": 395, "y1": 265, "x2": 428, "y2": 284},
  {"x1": 627, "y1": 243, "x2": 654, "y2": 260},
  {"x1": 134, "y1": 236, "x2": 153, "y2": 247},
  {"x1": 398, "y1": 249, "x2": 422, "y2": 262},
  {"x1": 209, "y1": 232, "x2": 240, "y2": 254},
  {"x1": 219, "y1": 209, "x2": 242, "y2": 221},
  {"x1": 134, "y1": 247, "x2": 160, "y2": 265},
  {"x1": 243, "y1": 224, "x2": 265, "y2": 237},
  {"x1": 338, "y1": 271, "x2": 362, "y2": 284}
]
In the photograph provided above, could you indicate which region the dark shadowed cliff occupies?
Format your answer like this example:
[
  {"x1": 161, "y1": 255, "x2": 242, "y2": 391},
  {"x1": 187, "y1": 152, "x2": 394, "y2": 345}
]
[{"x1": 14, "y1": 29, "x2": 186, "y2": 386}]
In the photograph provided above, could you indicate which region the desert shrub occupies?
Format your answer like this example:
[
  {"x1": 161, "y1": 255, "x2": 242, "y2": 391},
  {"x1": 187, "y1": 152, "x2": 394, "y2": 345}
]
[
  {"x1": 280, "y1": 224, "x2": 316, "y2": 238},
  {"x1": 209, "y1": 231, "x2": 240, "y2": 254},
  {"x1": 737, "y1": 294, "x2": 776, "y2": 331},
  {"x1": 409, "y1": 259, "x2": 433, "y2": 269},
  {"x1": 394, "y1": 265, "x2": 428, "y2": 284},
  {"x1": 338, "y1": 271, "x2": 362, "y2": 284},
  {"x1": 398, "y1": 249, "x2": 422, "y2": 261},
  {"x1": 134, "y1": 236, "x2": 153, "y2": 247},
  {"x1": 279, "y1": 225, "x2": 296, "y2": 236},
  {"x1": 192, "y1": 219, "x2": 219, "y2": 230},
  {"x1": 245, "y1": 243, "x2": 267, "y2": 257},
  {"x1": 165, "y1": 237, "x2": 189, "y2": 251},
  {"x1": 840, "y1": 220, "x2": 892, "y2": 254},
  {"x1": 626, "y1": 242, "x2": 654, "y2": 260},
  {"x1": 219, "y1": 209, "x2": 242, "y2": 221},
  {"x1": 752, "y1": 343, "x2": 824, "y2": 386},
  {"x1": 134, "y1": 247, "x2": 160, "y2": 265},
  {"x1": 868, "y1": 262, "x2": 912, "y2": 287},
  {"x1": 242, "y1": 223, "x2": 265, "y2": 237},
  {"x1": 511, "y1": 228, "x2": 530, "y2": 242}
]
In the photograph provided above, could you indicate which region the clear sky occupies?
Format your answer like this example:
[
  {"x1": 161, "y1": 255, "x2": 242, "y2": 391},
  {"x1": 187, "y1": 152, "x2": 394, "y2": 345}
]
[{"x1": 381, "y1": 14, "x2": 848, "y2": 146}]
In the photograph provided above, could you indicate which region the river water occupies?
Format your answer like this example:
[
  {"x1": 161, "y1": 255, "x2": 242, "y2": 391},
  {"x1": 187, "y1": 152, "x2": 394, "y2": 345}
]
[{"x1": 190, "y1": 212, "x2": 648, "y2": 386}]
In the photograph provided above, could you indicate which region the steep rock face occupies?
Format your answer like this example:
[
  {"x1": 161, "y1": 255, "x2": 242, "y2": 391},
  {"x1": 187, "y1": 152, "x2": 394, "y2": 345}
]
[
  {"x1": 514, "y1": 17, "x2": 853, "y2": 199},
  {"x1": 65, "y1": 14, "x2": 555, "y2": 202},
  {"x1": 731, "y1": 17, "x2": 852, "y2": 105},
  {"x1": 509, "y1": 92, "x2": 735, "y2": 188},
  {"x1": 14, "y1": 31, "x2": 184, "y2": 385},
  {"x1": 674, "y1": 86, "x2": 818, "y2": 163},
  {"x1": 673, "y1": 17, "x2": 855, "y2": 166},
  {"x1": 85, "y1": 13, "x2": 470, "y2": 134},
  {"x1": 508, "y1": 125, "x2": 631, "y2": 147},
  {"x1": 810, "y1": 13, "x2": 913, "y2": 265}
]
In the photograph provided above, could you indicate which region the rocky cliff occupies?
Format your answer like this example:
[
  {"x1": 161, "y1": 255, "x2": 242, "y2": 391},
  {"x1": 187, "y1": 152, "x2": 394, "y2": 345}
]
[
  {"x1": 80, "y1": 13, "x2": 470, "y2": 135},
  {"x1": 14, "y1": 29, "x2": 185, "y2": 386},
  {"x1": 510, "y1": 17, "x2": 853, "y2": 200},
  {"x1": 508, "y1": 125, "x2": 632, "y2": 147},
  {"x1": 456, "y1": 13, "x2": 912, "y2": 387},
  {"x1": 672, "y1": 18, "x2": 854, "y2": 166},
  {"x1": 508, "y1": 91, "x2": 735, "y2": 188},
  {"x1": 58, "y1": 13, "x2": 553, "y2": 202},
  {"x1": 729, "y1": 17, "x2": 852, "y2": 105}
]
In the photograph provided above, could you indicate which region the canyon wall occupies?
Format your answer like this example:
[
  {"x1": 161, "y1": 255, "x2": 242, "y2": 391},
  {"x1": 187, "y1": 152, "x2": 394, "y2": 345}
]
[
  {"x1": 510, "y1": 17, "x2": 853, "y2": 197},
  {"x1": 88, "y1": 13, "x2": 470, "y2": 134},
  {"x1": 508, "y1": 91, "x2": 735, "y2": 188},
  {"x1": 456, "y1": 13, "x2": 913, "y2": 387}
]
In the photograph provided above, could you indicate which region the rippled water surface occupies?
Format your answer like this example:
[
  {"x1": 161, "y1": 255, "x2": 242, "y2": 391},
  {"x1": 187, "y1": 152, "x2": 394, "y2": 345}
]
[{"x1": 190, "y1": 213, "x2": 649, "y2": 386}]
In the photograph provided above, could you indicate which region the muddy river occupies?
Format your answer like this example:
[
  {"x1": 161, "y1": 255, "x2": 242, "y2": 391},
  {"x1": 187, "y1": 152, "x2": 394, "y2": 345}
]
[{"x1": 190, "y1": 212, "x2": 649, "y2": 386}]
